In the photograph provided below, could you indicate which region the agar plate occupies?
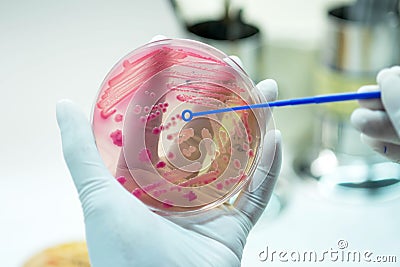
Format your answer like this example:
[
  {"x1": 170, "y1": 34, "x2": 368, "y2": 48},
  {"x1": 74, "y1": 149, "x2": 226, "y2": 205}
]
[{"x1": 92, "y1": 38, "x2": 267, "y2": 215}]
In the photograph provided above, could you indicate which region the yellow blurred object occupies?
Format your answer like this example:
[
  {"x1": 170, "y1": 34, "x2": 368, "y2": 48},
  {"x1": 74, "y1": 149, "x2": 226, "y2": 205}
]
[
  {"x1": 23, "y1": 242, "x2": 90, "y2": 267},
  {"x1": 314, "y1": 66, "x2": 375, "y2": 117}
]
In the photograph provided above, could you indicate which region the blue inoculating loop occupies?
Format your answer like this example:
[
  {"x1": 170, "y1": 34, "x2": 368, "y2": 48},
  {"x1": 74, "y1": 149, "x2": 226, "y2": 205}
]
[
  {"x1": 182, "y1": 109, "x2": 194, "y2": 122},
  {"x1": 181, "y1": 91, "x2": 381, "y2": 122}
]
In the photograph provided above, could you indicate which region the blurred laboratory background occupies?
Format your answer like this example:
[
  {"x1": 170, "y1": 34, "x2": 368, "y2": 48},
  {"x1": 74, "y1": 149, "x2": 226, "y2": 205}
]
[{"x1": 1, "y1": 0, "x2": 399, "y2": 266}]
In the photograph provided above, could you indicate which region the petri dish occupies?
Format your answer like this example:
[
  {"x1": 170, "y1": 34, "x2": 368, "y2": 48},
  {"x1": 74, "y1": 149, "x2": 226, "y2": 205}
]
[{"x1": 92, "y1": 38, "x2": 267, "y2": 215}]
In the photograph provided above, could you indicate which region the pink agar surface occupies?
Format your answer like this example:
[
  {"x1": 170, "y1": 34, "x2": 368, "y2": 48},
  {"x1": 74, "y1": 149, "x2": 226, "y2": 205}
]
[
  {"x1": 138, "y1": 148, "x2": 152, "y2": 162},
  {"x1": 92, "y1": 39, "x2": 265, "y2": 214},
  {"x1": 96, "y1": 45, "x2": 227, "y2": 119}
]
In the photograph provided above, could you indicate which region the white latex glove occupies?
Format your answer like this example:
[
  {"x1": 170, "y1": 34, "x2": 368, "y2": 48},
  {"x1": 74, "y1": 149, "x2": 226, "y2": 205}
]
[
  {"x1": 351, "y1": 66, "x2": 400, "y2": 163},
  {"x1": 57, "y1": 75, "x2": 282, "y2": 266}
]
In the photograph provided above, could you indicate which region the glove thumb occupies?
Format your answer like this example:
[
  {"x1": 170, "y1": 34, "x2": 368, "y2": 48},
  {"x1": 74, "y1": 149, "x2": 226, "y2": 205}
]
[
  {"x1": 56, "y1": 100, "x2": 122, "y2": 213},
  {"x1": 233, "y1": 130, "x2": 282, "y2": 226}
]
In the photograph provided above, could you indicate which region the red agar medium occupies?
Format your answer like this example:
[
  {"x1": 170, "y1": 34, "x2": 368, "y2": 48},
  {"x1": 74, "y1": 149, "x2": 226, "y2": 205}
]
[{"x1": 92, "y1": 38, "x2": 270, "y2": 215}]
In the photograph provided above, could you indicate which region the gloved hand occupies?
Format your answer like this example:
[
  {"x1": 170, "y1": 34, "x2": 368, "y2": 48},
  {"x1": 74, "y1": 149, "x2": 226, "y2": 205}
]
[
  {"x1": 56, "y1": 60, "x2": 282, "y2": 266},
  {"x1": 351, "y1": 66, "x2": 400, "y2": 163}
]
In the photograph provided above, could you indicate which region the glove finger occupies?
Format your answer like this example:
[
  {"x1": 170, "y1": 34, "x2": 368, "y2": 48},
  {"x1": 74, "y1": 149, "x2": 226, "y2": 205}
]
[
  {"x1": 227, "y1": 56, "x2": 278, "y2": 102},
  {"x1": 227, "y1": 55, "x2": 279, "y2": 105},
  {"x1": 357, "y1": 85, "x2": 384, "y2": 110},
  {"x1": 56, "y1": 100, "x2": 114, "y2": 191},
  {"x1": 361, "y1": 134, "x2": 400, "y2": 163},
  {"x1": 233, "y1": 130, "x2": 282, "y2": 226},
  {"x1": 228, "y1": 57, "x2": 278, "y2": 127},
  {"x1": 351, "y1": 108, "x2": 400, "y2": 145},
  {"x1": 377, "y1": 66, "x2": 400, "y2": 84},
  {"x1": 248, "y1": 130, "x2": 280, "y2": 192},
  {"x1": 228, "y1": 55, "x2": 244, "y2": 69},
  {"x1": 380, "y1": 68, "x2": 400, "y2": 137},
  {"x1": 256, "y1": 79, "x2": 278, "y2": 103},
  {"x1": 255, "y1": 79, "x2": 278, "y2": 130}
]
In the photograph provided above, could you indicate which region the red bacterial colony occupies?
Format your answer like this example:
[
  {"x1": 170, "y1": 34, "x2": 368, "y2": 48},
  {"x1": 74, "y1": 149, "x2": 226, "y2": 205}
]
[
  {"x1": 156, "y1": 161, "x2": 167, "y2": 168},
  {"x1": 182, "y1": 191, "x2": 197, "y2": 201},
  {"x1": 167, "y1": 152, "x2": 175, "y2": 160},
  {"x1": 152, "y1": 127, "x2": 161, "y2": 135},
  {"x1": 117, "y1": 176, "x2": 127, "y2": 185},
  {"x1": 132, "y1": 188, "x2": 143, "y2": 198},
  {"x1": 114, "y1": 114, "x2": 123, "y2": 122},
  {"x1": 110, "y1": 129, "x2": 123, "y2": 147}
]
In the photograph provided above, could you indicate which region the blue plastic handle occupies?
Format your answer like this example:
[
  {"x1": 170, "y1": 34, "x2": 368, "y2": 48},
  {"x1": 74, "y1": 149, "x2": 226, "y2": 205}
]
[{"x1": 181, "y1": 91, "x2": 381, "y2": 122}]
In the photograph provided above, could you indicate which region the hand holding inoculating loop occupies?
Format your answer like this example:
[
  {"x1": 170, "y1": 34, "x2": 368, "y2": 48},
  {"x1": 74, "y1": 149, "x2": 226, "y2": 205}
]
[{"x1": 351, "y1": 66, "x2": 400, "y2": 163}]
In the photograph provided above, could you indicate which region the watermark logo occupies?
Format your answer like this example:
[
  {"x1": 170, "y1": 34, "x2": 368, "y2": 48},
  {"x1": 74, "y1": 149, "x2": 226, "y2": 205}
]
[
  {"x1": 337, "y1": 239, "x2": 348, "y2": 249},
  {"x1": 258, "y1": 240, "x2": 397, "y2": 264}
]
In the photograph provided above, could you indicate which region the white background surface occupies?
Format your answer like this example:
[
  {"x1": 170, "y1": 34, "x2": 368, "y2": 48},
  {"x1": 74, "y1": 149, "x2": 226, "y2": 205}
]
[
  {"x1": 0, "y1": 1, "x2": 184, "y2": 266},
  {"x1": 1, "y1": 1, "x2": 399, "y2": 266}
]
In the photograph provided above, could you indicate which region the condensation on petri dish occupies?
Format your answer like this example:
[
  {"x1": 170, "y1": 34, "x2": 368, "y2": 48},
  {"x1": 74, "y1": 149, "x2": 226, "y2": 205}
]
[{"x1": 92, "y1": 39, "x2": 266, "y2": 215}]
